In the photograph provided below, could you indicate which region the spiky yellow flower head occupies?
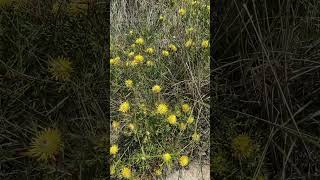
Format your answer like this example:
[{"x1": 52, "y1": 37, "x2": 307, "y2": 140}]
[
  {"x1": 185, "y1": 39, "x2": 193, "y2": 48},
  {"x1": 182, "y1": 103, "x2": 191, "y2": 113},
  {"x1": 128, "y1": 52, "x2": 135, "y2": 57},
  {"x1": 163, "y1": 153, "x2": 171, "y2": 162},
  {"x1": 110, "y1": 56, "x2": 120, "y2": 65},
  {"x1": 135, "y1": 37, "x2": 144, "y2": 45},
  {"x1": 146, "y1": 47, "x2": 155, "y2": 54},
  {"x1": 134, "y1": 54, "x2": 144, "y2": 63},
  {"x1": 152, "y1": 85, "x2": 161, "y2": 93},
  {"x1": 162, "y1": 50, "x2": 169, "y2": 57},
  {"x1": 146, "y1": 60, "x2": 155, "y2": 66},
  {"x1": 131, "y1": 43, "x2": 136, "y2": 48},
  {"x1": 130, "y1": 60, "x2": 138, "y2": 67},
  {"x1": 155, "y1": 168, "x2": 162, "y2": 176},
  {"x1": 179, "y1": 123, "x2": 187, "y2": 131},
  {"x1": 167, "y1": 114, "x2": 177, "y2": 125},
  {"x1": 159, "y1": 15, "x2": 165, "y2": 21},
  {"x1": 119, "y1": 101, "x2": 130, "y2": 113},
  {"x1": 110, "y1": 144, "x2": 118, "y2": 155},
  {"x1": 187, "y1": 116, "x2": 194, "y2": 124},
  {"x1": 192, "y1": 132, "x2": 200, "y2": 142},
  {"x1": 112, "y1": 121, "x2": 120, "y2": 130},
  {"x1": 232, "y1": 134, "x2": 254, "y2": 159},
  {"x1": 168, "y1": 44, "x2": 177, "y2": 52},
  {"x1": 186, "y1": 27, "x2": 195, "y2": 34},
  {"x1": 48, "y1": 56, "x2": 73, "y2": 81},
  {"x1": 201, "y1": 40, "x2": 209, "y2": 48},
  {"x1": 125, "y1": 79, "x2": 133, "y2": 88},
  {"x1": 121, "y1": 167, "x2": 132, "y2": 179},
  {"x1": 178, "y1": 8, "x2": 187, "y2": 16},
  {"x1": 156, "y1": 103, "x2": 168, "y2": 114},
  {"x1": 128, "y1": 123, "x2": 135, "y2": 131},
  {"x1": 179, "y1": 155, "x2": 189, "y2": 167},
  {"x1": 110, "y1": 165, "x2": 116, "y2": 175},
  {"x1": 28, "y1": 128, "x2": 62, "y2": 161}
]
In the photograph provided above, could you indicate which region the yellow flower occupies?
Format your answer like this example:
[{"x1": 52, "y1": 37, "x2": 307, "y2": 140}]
[
  {"x1": 167, "y1": 114, "x2": 177, "y2": 125},
  {"x1": 128, "y1": 52, "x2": 135, "y2": 57},
  {"x1": 146, "y1": 60, "x2": 155, "y2": 66},
  {"x1": 130, "y1": 60, "x2": 138, "y2": 67},
  {"x1": 192, "y1": 132, "x2": 200, "y2": 142},
  {"x1": 129, "y1": 30, "x2": 134, "y2": 35},
  {"x1": 191, "y1": 1, "x2": 197, "y2": 5},
  {"x1": 182, "y1": 103, "x2": 191, "y2": 113},
  {"x1": 232, "y1": 134, "x2": 254, "y2": 159},
  {"x1": 119, "y1": 101, "x2": 130, "y2": 113},
  {"x1": 152, "y1": 85, "x2": 161, "y2": 93},
  {"x1": 110, "y1": 144, "x2": 118, "y2": 155},
  {"x1": 179, "y1": 123, "x2": 187, "y2": 131},
  {"x1": 112, "y1": 121, "x2": 120, "y2": 130},
  {"x1": 125, "y1": 79, "x2": 133, "y2": 88},
  {"x1": 168, "y1": 44, "x2": 177, "y2": 52},
  {"x1": 110, "y1": 165, "x2": 116, "y2": 175},
  {"x1": 201, "y1": 40, "x2": 209, "y2": 48},
  {"x1": 48, "y1": 56, "x2": 73, "y2": 81},
  {"x1": 110, "y1": 56, "x2": 120, "y2": 65},
  {"x1": 178, "y1": 8, "x2": 187, "y2": 16},
  {"x1": 146, "y1": 47, "x2": 155, "y2": 54},
  {"x1": 155, "y1": 168, "x2": 162, "y2": 176},
  {"x1": 162, "y1": 50, "x2": 169, "y2": 57},
  {"x1": 179, "y1": 155, "x2": 189, "y2": 167},
  {"x1": 128, "y1": 123, "x2": 135, "y2": 131},
  {"x1": 186, "y1": 27, "x2": 195, "y2": 34},
  {"x1": 135, "y1": 37, "x2": 144, "y2": 45},
  {"x1": 134, "y1": 54, "x2": 144, "y2": 63},
  {"x1": 27, "y1": 128, "x2": 62, "y2": 161},
  {"x1": 185, "y1": 39, "x2": 193, "y2": 48},
  {"x1": 121, "y1": 167, "x2": 132, "y2": 179},
  {"x1": 163, "y1": 153, "x2": 171, "y2": 162},
  {"x1": 159, "y1": 15, "x2": 165, "y2": 21},
  {"x1": 207, "y1": 5, "x2": 210, "y2": 11},
  {"x1": 156, "y1": 103, "x2": 168, "y2": 114},
  {"x1": 131, "y1": 44, "x2": 136, "y2": 48},
  {"x1": 187, "y1": 116, "x2": 194, "y2": 124}
]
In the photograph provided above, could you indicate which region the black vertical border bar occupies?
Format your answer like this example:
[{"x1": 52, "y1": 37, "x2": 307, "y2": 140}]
[{"x1": 105, "y1": 0, "x2": 111, "y2": 178}]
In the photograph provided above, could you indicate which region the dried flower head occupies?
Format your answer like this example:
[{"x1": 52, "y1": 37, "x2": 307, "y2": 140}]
[
  {"x1": 48, "y1": 56, "x2": 73, "y2": 81},
  {"x1": 27, "y1": 128, "x2": 62, "y2": 161}
]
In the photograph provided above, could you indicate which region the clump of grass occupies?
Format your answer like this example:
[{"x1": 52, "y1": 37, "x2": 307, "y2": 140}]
[
  {"x1": 214, "y1": 0, "x2": 320, "y2": 179},
  {"x1": 110, "y1": 0, "x2": 210, "y2": 178},
  {"x1": 0, "y1": 0, "x2": 108, "y2": 179}
]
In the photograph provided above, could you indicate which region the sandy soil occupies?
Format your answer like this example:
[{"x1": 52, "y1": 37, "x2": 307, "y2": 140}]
[{"x1": 163, "y1": 162, "x2": 210, "y2": 180}]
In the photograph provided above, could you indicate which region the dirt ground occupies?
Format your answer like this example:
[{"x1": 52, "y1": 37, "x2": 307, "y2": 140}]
[{"x1": 164, "y1": 162, "x2": 210, "y2": 180}]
